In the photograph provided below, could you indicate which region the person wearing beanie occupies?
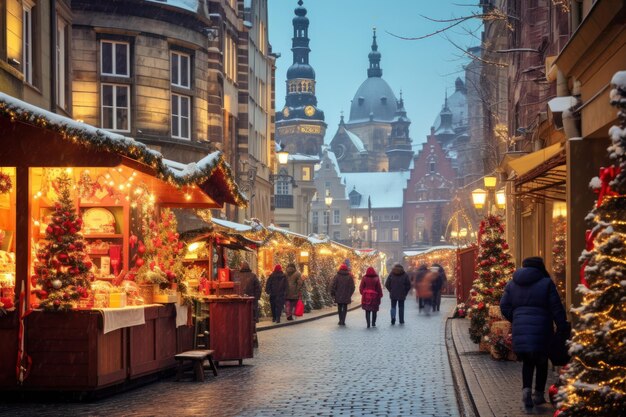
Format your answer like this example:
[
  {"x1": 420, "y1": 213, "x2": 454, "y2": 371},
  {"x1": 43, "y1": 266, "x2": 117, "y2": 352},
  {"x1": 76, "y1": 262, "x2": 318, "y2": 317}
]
[
  {"x1": 359, "y1": 266, "x2": 383, "y2": 328},
  {"x1": 233, "y1": 261, "x2": 261, "y2": 322},
  {"x1": 284, "y1": 263, "x2": 304, "y2": 321},
  {"x1": 330, "y1": 264, "x2": 356, "y2": 325},
  {"x1": 265, "y1": 264, "x2": 287, "y2": 323},
  {"x1": 500, "y1": 256, "x2": 568, "y2": 414},
  {"x1": 385, "y1": 263, "x2": 412, "y2": 325}
]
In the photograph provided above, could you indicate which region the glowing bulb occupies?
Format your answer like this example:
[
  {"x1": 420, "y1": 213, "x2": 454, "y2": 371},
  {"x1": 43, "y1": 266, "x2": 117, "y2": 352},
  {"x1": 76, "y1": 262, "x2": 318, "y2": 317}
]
[
  {"x1": 185, "y1": 194, "x2": 192, "y2": 201},
  {"x1": 109, "y1": 181, "x2": 114, "y2": 187},
  {"x1": 65, "y1": 168, "x2": 73, "y2": 174},
  {"x1": 105, "y1": 173, "x2": 111, "y2": 179}
]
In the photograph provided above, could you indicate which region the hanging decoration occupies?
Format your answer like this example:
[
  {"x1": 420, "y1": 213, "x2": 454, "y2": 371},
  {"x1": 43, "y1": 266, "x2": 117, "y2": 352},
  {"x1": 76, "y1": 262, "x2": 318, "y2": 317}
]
[{"x1": 0, "y1": 172, "x2": 12, "y2": 195}]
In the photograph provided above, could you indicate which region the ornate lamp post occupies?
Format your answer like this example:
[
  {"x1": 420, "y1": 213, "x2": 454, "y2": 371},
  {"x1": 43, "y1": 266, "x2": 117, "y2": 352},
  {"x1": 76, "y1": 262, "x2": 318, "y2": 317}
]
[
  {"x1": 471, "y1": 176, "x2": 506, "y2": 214},
  {"x1": 325, "y1": 189, "x2": 333, "y2": 237}
]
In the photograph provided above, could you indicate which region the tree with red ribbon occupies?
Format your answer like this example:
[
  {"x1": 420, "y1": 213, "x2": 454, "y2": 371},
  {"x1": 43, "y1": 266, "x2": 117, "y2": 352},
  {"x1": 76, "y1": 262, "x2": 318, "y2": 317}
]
[{"x1": 558, "y1": 72, "x2": 626, "y2": 417}]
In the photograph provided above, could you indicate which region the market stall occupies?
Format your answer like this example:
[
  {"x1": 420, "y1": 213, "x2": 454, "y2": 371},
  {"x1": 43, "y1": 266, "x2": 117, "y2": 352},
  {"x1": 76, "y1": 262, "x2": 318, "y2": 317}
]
[
  {"x1": 403, "y1": 246, "x2": 461, "y2": 295},
  {"x1": 0, "y1": 93, "x2": 245, "y2": 392}
]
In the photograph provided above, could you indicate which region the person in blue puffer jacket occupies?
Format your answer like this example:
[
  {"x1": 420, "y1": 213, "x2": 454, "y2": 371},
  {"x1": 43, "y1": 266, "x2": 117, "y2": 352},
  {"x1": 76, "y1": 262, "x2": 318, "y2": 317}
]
[{"x1": 500, "y1": 257, "x2": 568, "y2": 415}]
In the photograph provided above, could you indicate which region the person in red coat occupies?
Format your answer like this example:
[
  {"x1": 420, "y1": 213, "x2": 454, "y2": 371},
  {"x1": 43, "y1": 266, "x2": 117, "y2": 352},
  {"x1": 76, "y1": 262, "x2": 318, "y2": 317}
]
[{"x1": 359, "y1": 267, "x2": 384, "y2": 328}]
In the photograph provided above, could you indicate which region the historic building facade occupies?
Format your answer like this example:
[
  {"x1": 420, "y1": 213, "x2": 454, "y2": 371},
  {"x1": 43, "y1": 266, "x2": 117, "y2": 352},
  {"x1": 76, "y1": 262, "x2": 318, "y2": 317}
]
[{"x1": 69, "y1": 0, "x2": 275, "y2": 224}]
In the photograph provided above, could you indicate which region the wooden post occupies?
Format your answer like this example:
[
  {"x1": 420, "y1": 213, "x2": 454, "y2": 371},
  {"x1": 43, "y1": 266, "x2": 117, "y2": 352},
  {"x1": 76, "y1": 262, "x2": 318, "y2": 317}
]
[{"x1": 15, "y1": 166, "x2": 29, "y2": 309}]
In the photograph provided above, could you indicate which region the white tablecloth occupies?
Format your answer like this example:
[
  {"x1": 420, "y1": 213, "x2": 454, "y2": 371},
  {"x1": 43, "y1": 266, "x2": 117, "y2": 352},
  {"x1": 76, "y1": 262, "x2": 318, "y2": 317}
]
[
  {"x1": 175, "y1": 304, "x2": 189, "y2": 327},
  {"x1": 97, "y1": 305, "x2": 147, "y2": 334}
]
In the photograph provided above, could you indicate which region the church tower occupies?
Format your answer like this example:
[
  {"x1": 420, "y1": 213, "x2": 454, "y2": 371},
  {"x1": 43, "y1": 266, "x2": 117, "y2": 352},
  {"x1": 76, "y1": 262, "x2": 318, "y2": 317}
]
[
  {"x1": 275, "y1": 0, "x2": 326, "y2": 156},
  {"x1": 386, "y1": 92, "x2": 414, "y2": 171}
]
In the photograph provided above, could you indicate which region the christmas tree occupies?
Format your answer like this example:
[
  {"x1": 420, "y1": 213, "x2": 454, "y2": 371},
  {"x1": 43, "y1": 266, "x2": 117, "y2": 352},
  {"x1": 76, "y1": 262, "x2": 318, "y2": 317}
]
[
  {"x1": 33, "y1": 172, "x2": 92, "y2": 311},
  {"x1": 557, "y1": 72, "x2": 626, "y2": 417},
  {"x1": 468, "y1": 214, "x2": 515, "y2": 344},
  {"x1": 552, "y1": 213, "x2": 567, "y2": 301}
]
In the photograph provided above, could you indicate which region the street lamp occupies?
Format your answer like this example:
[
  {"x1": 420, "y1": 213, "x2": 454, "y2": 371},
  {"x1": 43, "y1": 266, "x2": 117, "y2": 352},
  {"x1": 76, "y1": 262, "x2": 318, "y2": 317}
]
[
  {"x1": 346, "y1": 215, "x2": 366, "y2": 247},
  {"x1": 325, "y1": 189, "x2": 333, "y2": 237},
  {"x1": 472, "y1": 176, "x2": 504, "y2": 214},
  {"x1": 277, "y1": 144, "x2": 289, "y2": 165}
]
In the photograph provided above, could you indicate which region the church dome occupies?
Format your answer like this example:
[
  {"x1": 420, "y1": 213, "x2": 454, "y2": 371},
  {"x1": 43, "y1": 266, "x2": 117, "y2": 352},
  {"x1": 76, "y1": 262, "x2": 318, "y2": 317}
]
[
  {"x1": 348, "y1": 77, "x2": 398, "y2": 123},
  {"x1": 287, "y1": 63, "x2": 315, "y2": 80}
]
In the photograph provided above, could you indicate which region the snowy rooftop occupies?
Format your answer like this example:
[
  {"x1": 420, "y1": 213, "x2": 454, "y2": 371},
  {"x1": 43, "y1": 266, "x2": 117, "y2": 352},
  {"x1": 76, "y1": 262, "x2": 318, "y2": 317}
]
[
  {"x1": 345, "y1": 129, "x2": 367, "y2": 153},
  {"x1": 343, "y1": 171, "x2": 410, "y2": 209},
  {"x1": 211, "y1": 218, "x2": 253, "y2": 233},
  {"x1": 288, "y1": 154, "x2": 320, "y2": 162}
]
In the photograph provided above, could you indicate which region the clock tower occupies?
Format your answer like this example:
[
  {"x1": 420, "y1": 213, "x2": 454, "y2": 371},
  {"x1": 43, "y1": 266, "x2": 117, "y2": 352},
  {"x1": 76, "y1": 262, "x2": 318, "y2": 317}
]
[{"x1": 276, "y1": 0, "x2": 326, "y2": 156}]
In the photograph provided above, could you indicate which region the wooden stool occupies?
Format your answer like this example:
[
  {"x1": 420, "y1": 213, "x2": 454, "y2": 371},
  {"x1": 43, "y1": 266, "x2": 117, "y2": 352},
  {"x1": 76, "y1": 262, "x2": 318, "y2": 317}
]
[{"x1": 175, "y1": 350, "x2": 218, "y2": 382}]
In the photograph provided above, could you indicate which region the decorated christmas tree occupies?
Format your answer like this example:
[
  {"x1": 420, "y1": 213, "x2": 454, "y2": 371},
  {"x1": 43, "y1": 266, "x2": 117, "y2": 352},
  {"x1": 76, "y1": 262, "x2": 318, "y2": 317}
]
[
  {"x1": 552, "y1": 212, "x2": 567, "y2": 301},
  {"x1": 557, "y1": 72, "x2": 626, "y2": 417},
  {"x1": 33, "y1": 172, "x2": 92, "y2": 311},
  {"x1": 468, "y1": 214, "x2": 515, "y2": 344}
]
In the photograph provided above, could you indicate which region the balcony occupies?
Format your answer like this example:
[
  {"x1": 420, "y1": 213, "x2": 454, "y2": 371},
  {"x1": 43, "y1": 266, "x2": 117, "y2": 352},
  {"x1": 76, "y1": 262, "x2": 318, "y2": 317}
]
[{"x1": 274, "y1": 194, "x2": 294, "y2": 209}]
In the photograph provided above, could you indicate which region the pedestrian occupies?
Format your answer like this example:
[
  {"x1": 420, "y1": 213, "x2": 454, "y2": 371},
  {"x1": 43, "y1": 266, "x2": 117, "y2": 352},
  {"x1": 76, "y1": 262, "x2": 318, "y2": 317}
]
[
  {"x1": 419, "y1": 269, "x2": 436, "y2": 314},
  {"x1": 330, "y1": 264, "x2": 356, "y2": 325},
  {"x1": 359, "y1": 266, "x2": 383, "y2": 328},
  {"x1": 284, "y1": 263, "x2": 304, "y2": 321},
  {"x1": 413, "y1": 264, "x2": 429, "y2": 312},
  {"x1": 384, "y1": 263, "x2": 411, "y2": 325},
  {"x1": 265, "y1": 264, "x2": 287, "y2": 323},
  {"x1": 500, "y1": 256, "x2": 568, "y2": 415},
  {"x1": 431, "y1": 263, "x2": 448, "y2": 312},
  {"x1": 234, "y1": 261, "x2": 261, "y2": 322}
]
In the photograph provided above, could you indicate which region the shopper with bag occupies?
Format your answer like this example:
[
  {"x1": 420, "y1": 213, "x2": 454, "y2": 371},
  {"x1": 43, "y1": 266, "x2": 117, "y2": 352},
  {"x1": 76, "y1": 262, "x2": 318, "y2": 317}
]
[
  {"x1": 284, "y1": 263, "x2": 304, "y2": 321},
  {"x1": 385, "y1": 263, "x2": 412, "y2": 325},
  {"x1": 500, "y1": 257, "x2": 569, "y2": 415},
  {"x1": 359, "y1": 266, "x2": 383, "y2": 328},
  {"x1": 265, "y1": 264, "x2": 287, "y2": 323},
  {"x1": 330, "y1": 263, "x2": 356, "y2": 326}
]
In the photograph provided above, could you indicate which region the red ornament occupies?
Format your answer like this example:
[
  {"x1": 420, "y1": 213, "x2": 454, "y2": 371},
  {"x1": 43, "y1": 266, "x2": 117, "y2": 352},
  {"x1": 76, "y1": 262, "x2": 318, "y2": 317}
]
[
  {"x1": 553, "y1": 410, "x2": 563, "y2": 417},
  {"x1": 549, "y1": 384, "x2": 559, "y2": 406},
  {"x1": 46, "y1": 226, "x2": 53, "y2": 234},
  {"x1": 53, "y1": 300, "x2": 61, "y2": 307},
  {"x1": 0, "y1": 297, "x2": 14, "y2": 309},
  {"x1": 129, "y1": 234, "x2": 139, "y2": 248},
  {"x1": 135, "y1": 258, "x2": 145, "y2": 268},
  {"x1": 138, "y1": 244, "x2": 146, "y2": 254},
  {"x1": 477, "y1": 302, "x2": 485, "y2": 310},
  {"x1": 84, "y1": 261, "x2": 92, "y2": 270}
]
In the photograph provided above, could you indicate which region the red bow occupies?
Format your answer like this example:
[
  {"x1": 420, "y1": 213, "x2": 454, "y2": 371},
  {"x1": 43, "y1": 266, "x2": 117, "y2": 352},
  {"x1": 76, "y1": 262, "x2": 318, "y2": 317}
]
[{"x1": 595, "y1": 166, "x2": 621, "y2": 208}]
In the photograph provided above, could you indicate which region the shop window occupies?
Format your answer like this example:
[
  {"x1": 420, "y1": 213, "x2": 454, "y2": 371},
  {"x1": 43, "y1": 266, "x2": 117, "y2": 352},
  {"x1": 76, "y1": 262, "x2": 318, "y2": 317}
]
[
  {"x1": 171, "y1": 51, "x2": 190, "y2": 89},
  {"x1": 101, "y1": 40, "x2": 129, "y2": 77},
  {"x1": 101, "y1": 84, "x2": 130, "y2": 132},
  {"x1": 0, "y1": 168, "x2": 16, "y2": 308},
  {"x1": 22, "y1": 0, "x2": 35, "y2": 84},
  {"x1": 171, "y1": 94, "x2": 191, "y2": 140}
]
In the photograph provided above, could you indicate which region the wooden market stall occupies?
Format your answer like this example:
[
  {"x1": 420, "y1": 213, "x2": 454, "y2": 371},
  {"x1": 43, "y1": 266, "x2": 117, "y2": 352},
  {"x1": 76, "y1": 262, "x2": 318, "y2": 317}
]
[{"x1": 0, "y1": 93, "x2": 246, "y2": 393}]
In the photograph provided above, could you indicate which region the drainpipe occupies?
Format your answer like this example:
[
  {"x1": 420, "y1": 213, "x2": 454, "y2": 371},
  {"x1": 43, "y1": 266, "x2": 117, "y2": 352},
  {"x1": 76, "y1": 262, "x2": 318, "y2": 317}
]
[{"x1": 50, "y1": 0, "x2": 57, "y2": 112}]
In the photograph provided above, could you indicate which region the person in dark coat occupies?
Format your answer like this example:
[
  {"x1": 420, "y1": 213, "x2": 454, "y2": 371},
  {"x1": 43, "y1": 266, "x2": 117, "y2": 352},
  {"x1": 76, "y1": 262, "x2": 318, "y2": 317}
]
[
  {"x1": 359, "y1": 266, "x2": 383, "y2": 328},
  {"x1": 330, "y1": 264, "x2": 356, "y2": 325},
  {"x1": 265, "y1": 265, "x2": 287, "y2": 323},
  {"x1": 234, "y1": 261, "x2": 261, "y2": 322},
  {"x1": 284, "y1": 263, "x2": 304, "y2": 321},
  {"x1": 431, "y1": 263, "x2": 448, "y2": 312},
  {"x1": 385, "y1": 263, "x2": 412, "y2": 325},
  {"x1": 413, "y1": 264, "x2": 429, "y2": 312},
  {"x1": 500, "y1": 257, "x2": 568, "y2": 414}
]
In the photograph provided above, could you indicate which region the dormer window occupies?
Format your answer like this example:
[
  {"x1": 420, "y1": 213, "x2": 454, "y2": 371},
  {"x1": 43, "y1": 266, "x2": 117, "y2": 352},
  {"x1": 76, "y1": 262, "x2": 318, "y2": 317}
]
[
  {"x1": 349, "y1": 188, "x2": 362, "y2": 207},
  {"x1": 380, "y1": 96, "x2": 387, "y2": 104}
]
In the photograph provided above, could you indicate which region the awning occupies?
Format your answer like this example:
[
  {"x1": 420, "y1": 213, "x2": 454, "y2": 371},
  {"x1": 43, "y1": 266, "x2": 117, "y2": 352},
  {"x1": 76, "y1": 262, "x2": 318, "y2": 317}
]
[
  {"x1": 511, "y1": 144, "x2": 566, "y2": 201},
  {"x1": 507, "y1": 143, "x2": 563, "y2": 177}
]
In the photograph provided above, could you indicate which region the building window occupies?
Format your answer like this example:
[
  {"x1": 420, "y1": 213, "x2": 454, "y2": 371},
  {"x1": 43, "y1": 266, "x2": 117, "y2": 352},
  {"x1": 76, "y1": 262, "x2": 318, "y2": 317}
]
[
  {"x1": 56, "y1": 17, "x2": 68, "y2": 109},
  {"x1": 302, "y1": 166, "x2": 311, "y2": 181},
  {"x1": 171, "y1": 94, "x2": 191, "y2": 139},
  {"x1": 392, "y1": 228, "x2": 400, "y2": 242},
  {"x1": 325, "y1": 181, "x2": 331, "y2": 189},
  {"x1": 371, "y1": 228, "x2": 377, "y2": 242},
  {"x1": 323, "y1": 210, "x2": 329, "y2": 226},
  {"x1": 171, "y1": 51, "x2": 190, "y2": 88},
  {"x1": 430, "y1": 162, "x2": 436, "y2": 173},
  {"x1": 224, "y1": 35, "x2": 237, "y2": 82},
  {"x1": 22, "y1": 0, "x2": 34, "y2": 84},
  {"x1": 276, "y1": 168, "x2": 291, "y2": 195},
  {"x1": 101, "y1": 41, "x2": 129, "y2": 77},
  {"x1": 333, "y1": 209, "x2": 340, "y2": 225},
  {"x1": 312, "y1": 212, "x2": 319, "y2": 233},
  {"x1": 101, "y1": 84, "x2": 130, "y2": 131}
]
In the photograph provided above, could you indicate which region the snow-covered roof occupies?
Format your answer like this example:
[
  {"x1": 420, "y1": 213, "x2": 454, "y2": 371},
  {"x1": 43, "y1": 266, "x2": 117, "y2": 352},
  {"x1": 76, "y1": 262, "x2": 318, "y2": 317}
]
[
  {"x1": 211, "y1": 218, "x2": 253, "y2": 232},
  {"x1": 0, "y1": 92, "x2": 246, "y2": 206},
  {"x1": 288, "y1": 154, "x2": 320, "y2": 162},
  {"x1": 547, "y1": 96, "x2": 578, "y2": 114},
  {"x1": 145, "y1": 0, "x2": 198, "y2": 12},
  {"x1": 403, "y1": 245, "x2": 459, "y2": 258},
  {"x1": 343, "y1": 171, "x2": 410, "y2": 209},
  {"x1": 345, "y1": 129, "x2": 367, "y2": 153}
]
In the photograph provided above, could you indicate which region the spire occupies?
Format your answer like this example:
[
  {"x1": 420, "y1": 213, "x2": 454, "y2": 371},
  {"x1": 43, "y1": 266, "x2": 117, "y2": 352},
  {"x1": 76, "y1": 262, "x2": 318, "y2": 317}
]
[
  {"x1": 290, "y1": 0, "x2": 311, "y2": 68},
  {"x1": 398, "y1": 89, "x2": 404, "y2": 108},
  {"x1": 339, "y1": 110, "x2": 345, "y2": 125},
  {"x1": 368, "y1": 28, "x2": 382, "y2": 78}
]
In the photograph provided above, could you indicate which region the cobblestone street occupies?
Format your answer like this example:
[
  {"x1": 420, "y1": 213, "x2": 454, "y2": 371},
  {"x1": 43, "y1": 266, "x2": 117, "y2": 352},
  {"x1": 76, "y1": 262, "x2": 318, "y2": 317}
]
[{"x1": 1, "y1": 297, "x2": 459, "y2": 417}]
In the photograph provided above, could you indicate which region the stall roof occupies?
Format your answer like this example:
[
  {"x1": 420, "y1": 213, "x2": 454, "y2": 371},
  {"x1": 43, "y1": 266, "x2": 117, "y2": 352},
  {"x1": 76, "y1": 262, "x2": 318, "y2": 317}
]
[
  {"x1": 0, "y1": 93, "x2": 247, "y2": 207},
  {"x1": 506, "y1": 143, "x2": 563, "y2": 177},
  {"x1": 210, "y1": 218, "x2": 253, "y2": 233}
]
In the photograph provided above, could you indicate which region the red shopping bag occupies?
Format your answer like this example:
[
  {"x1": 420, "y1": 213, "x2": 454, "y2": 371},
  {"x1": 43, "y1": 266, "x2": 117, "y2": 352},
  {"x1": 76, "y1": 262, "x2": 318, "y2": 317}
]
[{"x1": 295, "y1": 299, "x2": 305, "y2": 317}]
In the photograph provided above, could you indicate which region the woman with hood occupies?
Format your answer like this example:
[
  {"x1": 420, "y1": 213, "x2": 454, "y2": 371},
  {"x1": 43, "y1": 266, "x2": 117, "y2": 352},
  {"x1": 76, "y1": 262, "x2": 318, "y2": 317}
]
[
  {"x1": 284, "y1": 263, "x2": 304, "y2": 321},
  {"x1": 359, "y1": 266, "x2": 383, "y2": 328},
  {"x1": 385, "y1": 263, "x2": 412, "y2": 325},
  {"x1": 330, "y1": 264, "x2": 356, "y2": 325},
  {"x1": 500, "y1": 257, "x2": 568, "y2": 414},
  {"x1": 265, "y1": 265, "x2": 287, "y2": 323}
]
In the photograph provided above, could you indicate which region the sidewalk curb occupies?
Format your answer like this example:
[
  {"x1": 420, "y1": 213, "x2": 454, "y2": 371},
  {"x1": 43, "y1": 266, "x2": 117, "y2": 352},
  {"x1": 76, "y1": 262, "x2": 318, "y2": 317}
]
[
  {"x1": 446, "y1": 318, "x2": 479, "y2": 417},
  {"x1": 257, "y1": 304, "x2": 362, "y2": 332}
]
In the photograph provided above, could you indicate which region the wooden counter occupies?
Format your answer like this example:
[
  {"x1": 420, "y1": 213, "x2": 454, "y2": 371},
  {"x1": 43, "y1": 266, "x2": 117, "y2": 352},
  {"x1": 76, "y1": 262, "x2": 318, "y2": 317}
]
[{"x1": 0, "y1": 304, "x2": 193, "y2": 391}]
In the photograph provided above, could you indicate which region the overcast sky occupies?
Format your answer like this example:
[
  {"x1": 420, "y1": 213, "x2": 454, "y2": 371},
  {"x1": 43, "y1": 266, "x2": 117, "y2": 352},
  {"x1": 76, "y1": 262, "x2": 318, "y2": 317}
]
[{"x1": 268, "y1": 0, "x2": 480, "y2": 148}]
